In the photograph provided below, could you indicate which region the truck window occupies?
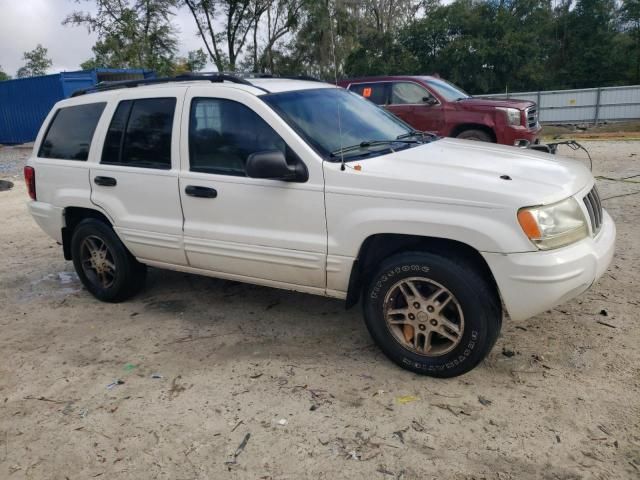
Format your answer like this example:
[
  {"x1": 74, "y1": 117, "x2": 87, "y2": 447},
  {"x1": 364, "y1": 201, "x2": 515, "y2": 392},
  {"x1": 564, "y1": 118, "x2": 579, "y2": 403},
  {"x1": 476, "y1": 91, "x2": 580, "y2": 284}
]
[
  {"x1": 390, "y1": 82, "x2": 431, "y2": 105},
  {"x1": 38, "y1": 103, "x2": 106, "y2": 161},
  {"x1": 189, "y1": 98, "x2": 292, "y2": 176},
  {"x1": 349, "y1": 83, "x2": 387, "y2": 105},
  {"x1": 101, "y1": 98, "x2": 176, "y2": 169}
]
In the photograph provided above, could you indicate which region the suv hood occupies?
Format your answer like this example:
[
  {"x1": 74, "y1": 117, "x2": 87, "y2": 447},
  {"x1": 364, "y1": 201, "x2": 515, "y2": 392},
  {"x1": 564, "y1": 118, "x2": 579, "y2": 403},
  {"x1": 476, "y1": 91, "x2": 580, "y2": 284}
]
[
  {"x1": 336, "y1": 138, "x2": 592, "y2": 208},
  {"x1": 458, "y1": 96, "x2": 534, "y2": 110}
]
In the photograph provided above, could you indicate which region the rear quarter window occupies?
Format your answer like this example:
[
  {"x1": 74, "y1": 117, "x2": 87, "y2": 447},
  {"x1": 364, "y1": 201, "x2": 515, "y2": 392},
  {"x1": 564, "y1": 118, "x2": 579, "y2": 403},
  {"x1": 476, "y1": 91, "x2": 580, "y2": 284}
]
[
  {"x1": 38, "y1": 103, "x2": 106, "y2": 161},
  {"x1": 349, "y1": 83, "x2": 387, "y2": 105}
]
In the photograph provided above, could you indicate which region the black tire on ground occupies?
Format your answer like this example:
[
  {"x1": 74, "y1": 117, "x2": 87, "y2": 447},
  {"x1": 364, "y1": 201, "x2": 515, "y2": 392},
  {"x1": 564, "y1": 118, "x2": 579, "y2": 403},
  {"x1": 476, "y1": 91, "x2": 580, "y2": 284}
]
[
  {"x1": 71, "y1": 218, "x2": 146, "y2": 302},
  {"x1": 456, "y1": 129, "x2": 493, "y2": 142},
  {"x1": 362, "y1": 251, "x2": 502, "y2": 378}
]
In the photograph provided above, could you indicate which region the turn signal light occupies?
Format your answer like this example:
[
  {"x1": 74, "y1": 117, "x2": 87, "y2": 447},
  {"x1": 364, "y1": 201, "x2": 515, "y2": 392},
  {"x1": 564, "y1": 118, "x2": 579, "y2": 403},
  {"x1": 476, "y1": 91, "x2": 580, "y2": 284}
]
[{"x1": 517, "y1": 209, "x2": 541, "y2": 240}]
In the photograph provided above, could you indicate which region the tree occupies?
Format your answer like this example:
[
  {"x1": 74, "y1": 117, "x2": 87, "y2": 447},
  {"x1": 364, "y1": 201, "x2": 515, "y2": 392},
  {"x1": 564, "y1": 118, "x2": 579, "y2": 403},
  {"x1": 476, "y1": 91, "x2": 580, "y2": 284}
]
[
  {"x1": 548, "y1": 0, "x2": 621, "y2": 89},
  {"x1": 621, "y1": 0, "x2": 640, "y2": 83},
  {"x1": 344, "y1": 31, "x2": 417, "y2": 76},
  {"x1": 243, "y1": 0, "x2": 304, "y2": 73},
  {"x1": 397, "y1": 1, "x2": 565, "y2": 93},
  {"x1": 172, "y1": 48, "x2": 209, "y2": 74},
  {"x1": 266, "y1": 0, "x2": 359, "y2": 79},
  {"x1": 64, "y1": 0, "x2": 179, "y2": 76},
  {"x1": 0, "y1": 65, "x2": 10, "y2": 81},
  {"x1": 184, "y1": 0, "x2": 268, "y2": 72},
  {"x1": 16, "y1": 44, "x2": 52, "y2": 78}
]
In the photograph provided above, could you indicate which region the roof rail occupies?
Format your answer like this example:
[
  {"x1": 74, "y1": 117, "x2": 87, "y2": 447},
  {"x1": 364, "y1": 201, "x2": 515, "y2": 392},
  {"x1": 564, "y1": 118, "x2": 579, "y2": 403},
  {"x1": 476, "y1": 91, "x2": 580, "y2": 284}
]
[
  {"x1": 71, "y1": 73, "x2": 269, "y2": 97},
  {"x1": 248, "y1": 73, "x2": 323, "y2": 82},
  {"x1": 216, "y1": 71, "x2": 323, "y2": 82}
]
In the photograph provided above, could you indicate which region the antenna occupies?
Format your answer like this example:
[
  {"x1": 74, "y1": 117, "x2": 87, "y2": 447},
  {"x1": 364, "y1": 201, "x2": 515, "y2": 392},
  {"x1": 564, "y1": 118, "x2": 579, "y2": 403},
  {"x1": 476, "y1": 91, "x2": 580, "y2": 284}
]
[{"x1": 328, "y1": 0, "x2": 346, "y2": 171}]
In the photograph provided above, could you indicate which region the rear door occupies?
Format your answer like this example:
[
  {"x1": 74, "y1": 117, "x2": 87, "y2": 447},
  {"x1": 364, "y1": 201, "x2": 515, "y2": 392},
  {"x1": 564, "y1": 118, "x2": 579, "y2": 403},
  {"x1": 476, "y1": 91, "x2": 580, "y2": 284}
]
[
  {"x1": 348, "y1": 82, "x2": 389, "y2": 106},
  {"x1": 178, "y1": 86, "x2": 327, "y2": 290},
  {"x1": 90, "y1": 90, "x2": 187, "y2": 265}
]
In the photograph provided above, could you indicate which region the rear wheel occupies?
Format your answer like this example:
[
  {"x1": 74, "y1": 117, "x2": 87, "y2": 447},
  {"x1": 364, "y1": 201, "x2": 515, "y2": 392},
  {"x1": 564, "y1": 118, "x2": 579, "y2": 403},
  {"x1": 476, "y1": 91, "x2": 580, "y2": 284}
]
[
  {"x1": 363, "y1": 251, "x2": 501, "y2": 377},
  {"x1": 71, "y1": 219, "x2": 146, "y2": 302},
  {"x1": 456, "y1": 129, "x2": 493, "y2": 142}
]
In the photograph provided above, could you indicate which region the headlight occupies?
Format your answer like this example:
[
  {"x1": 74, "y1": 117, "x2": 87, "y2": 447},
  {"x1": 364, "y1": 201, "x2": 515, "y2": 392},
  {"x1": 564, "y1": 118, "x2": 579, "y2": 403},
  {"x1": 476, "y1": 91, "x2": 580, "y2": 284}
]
[
  {"x1": 498, "y1": 107, "x2": 522, "y2": 126},
  {"x1": 517, "y1": 197, "x2": 588, "y2": 250}
]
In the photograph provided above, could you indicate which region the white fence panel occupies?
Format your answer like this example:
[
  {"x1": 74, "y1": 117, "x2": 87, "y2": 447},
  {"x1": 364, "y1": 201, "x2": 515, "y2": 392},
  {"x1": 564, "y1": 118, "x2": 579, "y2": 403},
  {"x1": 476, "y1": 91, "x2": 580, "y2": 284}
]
[{"x1": 481, "y1": 85, "x2": 640, "y2": 123}]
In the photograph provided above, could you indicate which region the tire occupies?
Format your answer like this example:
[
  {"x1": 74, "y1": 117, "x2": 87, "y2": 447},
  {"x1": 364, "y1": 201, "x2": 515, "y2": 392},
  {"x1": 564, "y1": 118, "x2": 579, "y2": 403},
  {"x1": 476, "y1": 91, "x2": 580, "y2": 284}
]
[
  {"x1": 363, "y1": 251, "x2": 501, "y2": 378},
  {"x1": 71, "y1": 219, "x2": 146, "y2": 302},
  {"x1": 456, "y1": 129, "x2": 493, "y2": 142}
]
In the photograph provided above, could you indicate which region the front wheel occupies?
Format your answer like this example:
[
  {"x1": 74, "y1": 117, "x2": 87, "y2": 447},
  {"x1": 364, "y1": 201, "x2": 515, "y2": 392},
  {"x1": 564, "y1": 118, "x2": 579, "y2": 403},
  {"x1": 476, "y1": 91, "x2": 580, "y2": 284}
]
[
  {"x1": 363, "y1": 251, "x2": 501, "y2": 377},
  {"x1": 456, "y1": 129, "x2": 493, "y2": 142},
  {"x1": 71, "y1": 219, "x2": 146, "y2": 302}
]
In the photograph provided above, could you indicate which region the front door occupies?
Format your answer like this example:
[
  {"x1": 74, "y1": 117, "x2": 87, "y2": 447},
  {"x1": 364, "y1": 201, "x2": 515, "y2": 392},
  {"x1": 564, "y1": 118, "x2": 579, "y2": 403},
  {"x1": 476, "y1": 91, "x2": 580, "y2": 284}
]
[
  {"x1": 386, "y1": 81, "x2": 444, "y2": 134},
  {"x1": 90, "y1": 92, "x2": 187, "y2": 265},
  {"x1": 178, "y1": 87, "x2": 327, "y2": 290}
]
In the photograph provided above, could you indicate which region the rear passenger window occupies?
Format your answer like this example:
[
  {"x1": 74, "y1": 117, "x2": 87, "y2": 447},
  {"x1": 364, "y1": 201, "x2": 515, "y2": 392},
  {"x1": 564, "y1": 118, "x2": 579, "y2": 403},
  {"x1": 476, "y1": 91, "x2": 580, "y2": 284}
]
[
  {"x1": 189, "y1": 98, "x2": 293, "y2": 176},
  {"x1": 349, "y1": 83, "x2": 387, "y2": 105},
  {"x1": 38, "y1": 103, "x2": 106, "y2": 160},
  {"x1": 101, "y1": 98, "x2": 176, "y2": 169}
]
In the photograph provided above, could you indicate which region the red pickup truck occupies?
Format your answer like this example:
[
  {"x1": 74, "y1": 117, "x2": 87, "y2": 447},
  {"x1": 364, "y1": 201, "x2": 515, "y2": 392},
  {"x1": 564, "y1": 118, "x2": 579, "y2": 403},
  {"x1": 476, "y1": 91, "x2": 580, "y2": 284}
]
[{"x1": 338, "y1": 75, "x2": 541, "y2": 147}]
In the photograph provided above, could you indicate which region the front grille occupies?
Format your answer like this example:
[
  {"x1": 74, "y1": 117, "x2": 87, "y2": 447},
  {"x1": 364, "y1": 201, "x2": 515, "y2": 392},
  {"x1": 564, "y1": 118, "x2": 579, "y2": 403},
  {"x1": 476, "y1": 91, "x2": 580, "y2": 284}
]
[
  {"x1": 526, "y1": 106, "x2": 538, "y2": 129},
  {"x1": 583, "y1": 186, "x2": 603, "y2": 235}
]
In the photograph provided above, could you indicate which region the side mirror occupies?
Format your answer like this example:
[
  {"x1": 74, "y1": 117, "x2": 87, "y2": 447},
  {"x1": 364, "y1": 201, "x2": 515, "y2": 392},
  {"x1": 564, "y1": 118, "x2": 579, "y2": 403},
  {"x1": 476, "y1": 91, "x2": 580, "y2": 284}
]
[
  {"x1": 423, "y1": 96, "x2": 438, "y2": 106},
  {"x1": 246, "y1": 150, "x2": 308, "y2": 182}
]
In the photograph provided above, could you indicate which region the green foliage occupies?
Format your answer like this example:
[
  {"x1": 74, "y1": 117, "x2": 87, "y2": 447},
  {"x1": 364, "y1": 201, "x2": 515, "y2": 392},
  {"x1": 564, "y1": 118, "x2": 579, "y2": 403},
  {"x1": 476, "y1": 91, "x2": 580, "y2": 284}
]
[
  {"x1": 16, "y1": 44, "x2": 53, "y2": 78},
  {"x1": 73, "y1": 0, "x2": 640, "y2": 92},
  {"x1": 621, "y1": 0, "x2": 640, "y2": 83},
  {"x1": 344, "y1": 32, "x2": 417, "y2": 77},
  {"x1": 0, "y1": 65, "x2": 10, "y2": 81},
  {"x1": 343, "y1": 0, "x2": 640, "y2": 93},
  {"x1": 398, "y1": 1, "x2": 558, "y2": 93},
  {"x1": 172, "y1": 49, "x2": 209, "y2": 75},
  {"x1": 184, "y1": 0, "x2": 258, "y2": 72},
  {"x1": 65, "y1": 0, "x2": 179, "y2": 76}
]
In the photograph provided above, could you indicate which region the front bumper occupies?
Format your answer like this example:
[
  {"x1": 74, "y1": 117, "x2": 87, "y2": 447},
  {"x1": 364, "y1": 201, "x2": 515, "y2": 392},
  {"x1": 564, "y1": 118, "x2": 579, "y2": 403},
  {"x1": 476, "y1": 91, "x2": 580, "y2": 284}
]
[
  {"x1": 482, "y1": 210, "x2": 616, "y2": 321},
  {"x1": 498, "y1": 124, "x2": 542, "y2": 147}
]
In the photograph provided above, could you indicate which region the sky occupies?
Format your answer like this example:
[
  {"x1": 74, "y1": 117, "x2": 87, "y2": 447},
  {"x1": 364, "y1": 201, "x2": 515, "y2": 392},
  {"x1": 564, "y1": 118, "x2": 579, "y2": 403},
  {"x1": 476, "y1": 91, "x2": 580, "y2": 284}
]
[{"x1": 0, "y1": 0, "x2": 206, "y2": 75}]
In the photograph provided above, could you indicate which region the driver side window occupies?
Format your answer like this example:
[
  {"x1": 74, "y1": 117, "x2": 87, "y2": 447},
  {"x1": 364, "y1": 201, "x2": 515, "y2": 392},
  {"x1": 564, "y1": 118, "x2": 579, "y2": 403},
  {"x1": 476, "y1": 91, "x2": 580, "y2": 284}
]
[
  {"x1": 390, "y1": 82, "x2": 433, "y2": 105},
  {"x1": 189, "y1": 98, "x2": 293, "y2": 176}
]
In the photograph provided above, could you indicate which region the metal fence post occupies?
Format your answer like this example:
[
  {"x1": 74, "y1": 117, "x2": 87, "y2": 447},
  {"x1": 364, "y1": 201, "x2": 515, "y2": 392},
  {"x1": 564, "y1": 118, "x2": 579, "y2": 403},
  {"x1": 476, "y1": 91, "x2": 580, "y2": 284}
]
[
  {"x1": 594, "y1": 87, "x2": 602, "y2": 125},
  {"x1": 537, "y1": 90, "x2": 542, "y2": 121}
]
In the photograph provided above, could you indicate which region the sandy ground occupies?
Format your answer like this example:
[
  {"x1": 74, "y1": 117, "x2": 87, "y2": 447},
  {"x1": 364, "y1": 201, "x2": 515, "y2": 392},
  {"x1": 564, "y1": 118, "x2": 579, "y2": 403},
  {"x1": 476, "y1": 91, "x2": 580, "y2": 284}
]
[{"x1": 0, "y1": 141, "x2": 639, "y2": 480}]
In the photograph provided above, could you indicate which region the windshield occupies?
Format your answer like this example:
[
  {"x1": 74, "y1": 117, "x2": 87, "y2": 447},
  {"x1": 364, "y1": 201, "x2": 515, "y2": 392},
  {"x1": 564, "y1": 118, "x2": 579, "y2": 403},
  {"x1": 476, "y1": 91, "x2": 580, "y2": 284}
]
[
  {"x1": 262, "y1": 88, "x2": 419, "y2": 160},
  {"x1": 424, "y1": 78, "x2": 470, "y2": 101}
]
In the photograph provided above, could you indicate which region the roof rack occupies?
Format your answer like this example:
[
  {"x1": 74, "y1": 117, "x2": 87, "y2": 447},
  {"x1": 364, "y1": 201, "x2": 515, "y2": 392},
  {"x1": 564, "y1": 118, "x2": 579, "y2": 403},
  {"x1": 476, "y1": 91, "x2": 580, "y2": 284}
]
[{"x1": 71, "y1": 73, "x2": 269, "y2": 97}]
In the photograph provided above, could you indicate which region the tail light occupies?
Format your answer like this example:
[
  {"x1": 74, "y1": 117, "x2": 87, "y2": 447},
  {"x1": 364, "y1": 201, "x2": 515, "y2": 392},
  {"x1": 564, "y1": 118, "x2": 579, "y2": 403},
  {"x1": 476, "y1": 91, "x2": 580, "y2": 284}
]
[{"x1": 24, "y1": 166, "x2": 36, "y2": 200}]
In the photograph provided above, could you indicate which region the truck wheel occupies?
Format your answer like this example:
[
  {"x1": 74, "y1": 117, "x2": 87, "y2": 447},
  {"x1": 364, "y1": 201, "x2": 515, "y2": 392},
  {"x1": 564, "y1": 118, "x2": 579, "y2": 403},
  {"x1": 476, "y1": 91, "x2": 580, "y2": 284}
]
[
  {"x1": 363, "y1": 251, "x2": 501, "y2": 377},
  {"x1": 456, "y1": 129, "x2": 493, "y2": 142},
  {"x1": 71, "y1": 219, "x2": 146, "y2": 302}
]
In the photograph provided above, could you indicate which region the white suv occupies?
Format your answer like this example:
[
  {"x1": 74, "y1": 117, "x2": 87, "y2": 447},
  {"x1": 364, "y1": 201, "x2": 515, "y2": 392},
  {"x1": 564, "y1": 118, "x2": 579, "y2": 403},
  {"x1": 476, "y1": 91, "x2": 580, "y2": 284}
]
[{"x1": 25, "y1": 74, "x2": 615, "y2": 377}]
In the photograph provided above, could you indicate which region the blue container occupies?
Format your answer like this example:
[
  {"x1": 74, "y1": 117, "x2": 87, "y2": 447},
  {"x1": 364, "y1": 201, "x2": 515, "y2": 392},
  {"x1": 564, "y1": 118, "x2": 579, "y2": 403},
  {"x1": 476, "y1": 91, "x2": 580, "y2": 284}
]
[{"x1": 0, "y1": 69, "x2": 155, "y2": 145}]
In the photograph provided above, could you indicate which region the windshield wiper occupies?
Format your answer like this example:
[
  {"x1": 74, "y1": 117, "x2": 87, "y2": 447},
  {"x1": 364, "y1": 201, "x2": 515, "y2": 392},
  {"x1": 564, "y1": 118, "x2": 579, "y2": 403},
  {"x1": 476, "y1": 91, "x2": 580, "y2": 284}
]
[
  {"x1": 330, "y1": 139, "x2": 420, "y2": 158},
  {"x1": 397, "y1": 130, "x2": 439, "y2": 141}
]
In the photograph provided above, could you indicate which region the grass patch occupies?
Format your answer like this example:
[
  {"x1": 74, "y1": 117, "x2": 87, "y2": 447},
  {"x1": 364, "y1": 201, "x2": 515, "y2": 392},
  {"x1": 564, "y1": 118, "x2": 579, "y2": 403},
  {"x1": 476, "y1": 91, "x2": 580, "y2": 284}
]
[{"x1": 542, "y1": 120, "x2": 640, "y2": 140}]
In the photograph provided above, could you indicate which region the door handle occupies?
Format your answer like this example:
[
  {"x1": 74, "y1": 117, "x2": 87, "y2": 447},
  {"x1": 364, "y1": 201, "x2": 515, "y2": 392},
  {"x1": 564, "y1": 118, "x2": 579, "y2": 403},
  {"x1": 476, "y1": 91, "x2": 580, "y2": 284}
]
[
  {"x1": 185, "y1": 185, "x2": 217, "y2": 198},
  {"x1": 94, "y1": 176, "x2": 117, "y2": 187}
]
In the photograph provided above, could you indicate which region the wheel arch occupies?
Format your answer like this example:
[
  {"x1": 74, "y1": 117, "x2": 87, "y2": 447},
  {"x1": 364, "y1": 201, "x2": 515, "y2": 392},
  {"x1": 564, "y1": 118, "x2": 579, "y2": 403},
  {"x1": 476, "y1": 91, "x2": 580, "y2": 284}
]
[
  {"x1": 345, "y1": 233, "x2": 500, "y2": 309},
  {"x1": 61, "y1": 207, "x2": 114, "y2": 260}
]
